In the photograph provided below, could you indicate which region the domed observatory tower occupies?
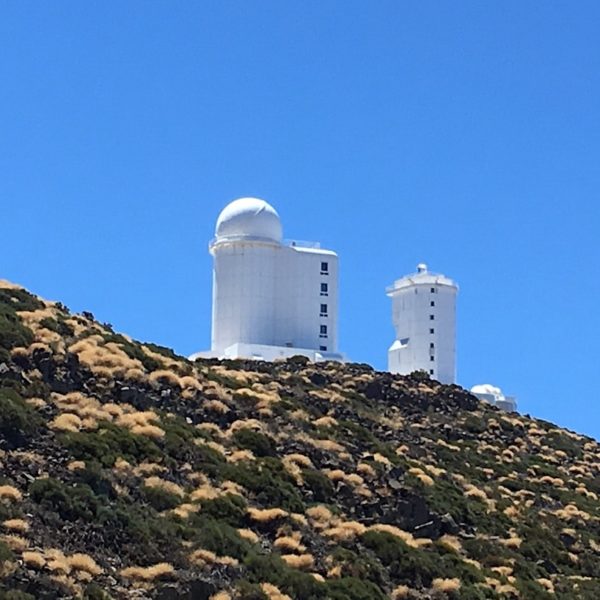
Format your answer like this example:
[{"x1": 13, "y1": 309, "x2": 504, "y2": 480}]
[
  {"x1": 192, "y1": 197, "x2": 343, "y2": 362},
  {"x1": 387, "y1": 264, "x2": 458, "y2": 383}
]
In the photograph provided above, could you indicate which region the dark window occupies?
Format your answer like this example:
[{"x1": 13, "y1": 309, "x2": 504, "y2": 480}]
[
  {"x1": 431, "y1": 287, "x2": 435, "y2": 293},
  {"x1": 320, "y1": 325, "x2": 328, "y2": 335},
  {"x1": 430, "y1": 356, "x2": 435, "y2": 361},
  {"x1": 321, "y1": 262, "x2": 329, "y2": 273},
  {"x1": 430, "y1": 328, "x2": 435, "y2": 334},
  {"x1": 430, "y1": 300, "x2": 435, "y2": 307},
  {"x1": 320, "y1": 303, "x2": 328, "y2": 315},
  {"x1": 319, "y1": 345, "x2": 327, "y2": 351},
  {"x1": 430, "y1": 314, "x2": 435, "y2": 320},
  {"x1": 430, "y1": 342, "x2": 435, "y2": 348},
  {"x1": 320, "y1": 282, "x2": 328, "y2": 295},
  {"x1": 429, "y1": 369, "x2": 434, "y2": 375}
]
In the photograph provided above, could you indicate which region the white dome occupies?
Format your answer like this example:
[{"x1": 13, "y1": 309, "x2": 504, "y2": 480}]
[{"x1": 215, "y1": 197, "x2": 282, "y2": 243}]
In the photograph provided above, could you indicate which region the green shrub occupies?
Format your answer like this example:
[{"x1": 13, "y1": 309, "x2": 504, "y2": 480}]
[
  {"x1": 141, "y1": 485, "x2": 181, "y2": 511},
  {"x1": 0, "y1": 540, "x2": 14, "y2": 563},
  {"x1": 223, "y1": 458, "x2": 304, "y2": 512},
  {"x1": 198, "y1": 493, "x2": 246, "y2": 526},
  {"x1": 0, "y1": 590, "x2": 36, "y2": 600},
  {"x1": 0, "y1": 387, "x2": 42, "y2": 447},
  {"x1": 232, "y1": 429, "x2": 276, "y2": 457},
  {"x1": 302, "y1": 469, "x2": 334, "y2": 502},
  {"x1": 102, "y1": 333, "x2": 161, "y2": 372},
  {"x1": 29, "y1": 478, "x2": 101, "y2": 522},
  {"x1": 61, "y1": 423, "x2": 162, "y2": 467},
  {"x1": 326, "y1": 577, "x2": 386, "y2": 600},
  {"x1": 191, "y1": 515, "x2": 251, "y2": 560}
]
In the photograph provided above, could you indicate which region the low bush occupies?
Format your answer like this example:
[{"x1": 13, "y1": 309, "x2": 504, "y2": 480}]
[
  {"x1": 62, "y1": 423, "x2": 162, "y2": 467},
  {"x1": 29, "y1": 478, "x2": 101, "y2": 522},
  {"x1": 224, "y1": 458, "x2": 304, "y2": 512},
  {"x1": 232, "y1": 429, "x2": 276, "y2": 457},
  {"x1": 0, "y1": 388, "x2": 42, "y2": 448}
]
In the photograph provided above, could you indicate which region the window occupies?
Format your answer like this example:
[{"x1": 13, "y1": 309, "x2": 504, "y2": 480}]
[
  {"x1": 320, "y1": 303, "x2": 328, "y2": 316},
  {"x1": 431, "y1": 287, "x2": 436, "y2": 293},
  {"x1": 320, "y1": 262, "x2": 329, "y2": 274},
  {"x1": 320, "y1": 282, "x2": 328, "y2": 296},
  {"x1": 430, "y1": 328, "x2": 435, "y2": 334},
  {"x1": 319, "y1": 325, "x2": 328, "y2": 338},
  {"x1": 430, "y1": 356, "x2": 435, "y2": 361},
  {"x1": 430, "y1": 300, "x2": 435, "y2": 307},
  {"x1": 430, "y1": 314, "x2": 435, "y2": 320},
  {"x1": 429, "y1": 369, "x2": 434, "y2": 375},
  {"x1": 319, "y1": 345, "x2": 327, "y2": 351},
  {"x1": 430, "y1": 342, "x2": 435, "y2": 348}
]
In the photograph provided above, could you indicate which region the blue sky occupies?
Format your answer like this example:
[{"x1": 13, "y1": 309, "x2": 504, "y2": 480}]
[{"x1": 2, "y1": 2, "x2": 599, "y2": 438}]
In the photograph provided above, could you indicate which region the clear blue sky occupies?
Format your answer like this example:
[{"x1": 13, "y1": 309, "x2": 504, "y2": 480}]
[{"x1": 2, "y1": 2, "x2": 599, "y2": 439}]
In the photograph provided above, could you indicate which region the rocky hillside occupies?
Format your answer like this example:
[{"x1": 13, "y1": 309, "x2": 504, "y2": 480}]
[{"x1": 0, "y1": 280, "x2": 599, "y2": 600}]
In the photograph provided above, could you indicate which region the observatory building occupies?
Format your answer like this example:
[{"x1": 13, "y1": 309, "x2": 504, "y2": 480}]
[
  {"x1": 387, "y1": 264, "x2": 458, "y2": 384},
  {"x1": 471, "y1": 384, "x2": 517, "y2": 412},
  {"x1": 191, "y1": 197, "x2": 343, "y2": 363}
]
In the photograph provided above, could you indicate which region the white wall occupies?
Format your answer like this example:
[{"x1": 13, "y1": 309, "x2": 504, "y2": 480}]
[{"x1": 211, "y1": 239, "x2": 339, "y2": 355}]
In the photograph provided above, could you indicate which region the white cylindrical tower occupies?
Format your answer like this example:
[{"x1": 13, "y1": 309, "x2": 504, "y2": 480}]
[
  {"x1": 387, "y1": 264, "x2": 458, "y2": 383},
  {"x1": 210, "y1": 197, "x2": 283, "y2": 353}
]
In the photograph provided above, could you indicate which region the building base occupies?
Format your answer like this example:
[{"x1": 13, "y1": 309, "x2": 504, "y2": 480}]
[{"x1": 189, "y1": 342, "x2": 345, "y2": 364}]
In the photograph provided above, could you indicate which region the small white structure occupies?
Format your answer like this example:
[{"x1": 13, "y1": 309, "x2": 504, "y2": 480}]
[
  {"x1": 191, "y1": 197, "x2": 343, "y2": 363},
  {"x1": 387, "y1": 264, "x2": 458, "y2": 384},
  {"x1": 471, "y1": 384, "x2": 517, "y2": 412}
]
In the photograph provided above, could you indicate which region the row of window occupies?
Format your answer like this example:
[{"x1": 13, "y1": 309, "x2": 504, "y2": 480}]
[{"x1": 320, "y1": 263, "x2": 329, "y2": 347}]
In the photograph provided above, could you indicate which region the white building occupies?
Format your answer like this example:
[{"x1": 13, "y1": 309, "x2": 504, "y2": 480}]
[
  {"x1": 387, "y1": 264, "x2": 458, "y2": 384},
  {"x1": 191, "y1": 197, "x2": 343, "y2": 363},
  {"x1": 471, "y1": 384, "x2": 517, "y2": 412}
]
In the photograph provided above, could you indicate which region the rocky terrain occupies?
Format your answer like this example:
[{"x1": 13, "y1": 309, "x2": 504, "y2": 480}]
[{"x1": 0, "y1": 280, "x2": 599, "y2": 599}]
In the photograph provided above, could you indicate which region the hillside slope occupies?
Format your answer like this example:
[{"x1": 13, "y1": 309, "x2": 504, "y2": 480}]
[{"x1": 0, "y1": 280, "x2": 599, "y2": 600}]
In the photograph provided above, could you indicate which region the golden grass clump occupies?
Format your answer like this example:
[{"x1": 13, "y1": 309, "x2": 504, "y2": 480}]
[
  {"x1": 247, "y1": 507, "x2": 288, "y2": 522},
  {"x1": 50, "y1": 413, "x2": 84, "y2": 432},
  {"x1": 0, "y1": 485, "x2": 22, "y2": 503},
  {"x1": 68, "y1": 553, "x2": 103, "y2": 576},
  {"x1": 431, "y1": 578, "x2": 461, "y2": 592},
  {"x1": 280, "y1": 553, "x2": 314, "y2": 570},
  {"x1": 148, "y1": 369, "x2": 181, "y2": 387},
  {"x1": 273, "y1": 536, "x2": 306, "y2": 553},
  {"x1": 306, "y1": 505, "x2": 333, "y2": 524},
  {"x1": 369, "y1": 524, "x2": 418, "y2": 548},
  {"x1": 323, "y1": 520, "x2": 366, "y2": 542},
  {"x1": 260, "y1": 583, "x2": 293, "y2": 600},
  {"x1": 120, "y1": 563, "x2": 175, "y2": 581},
  {"x1": 191, "y1": 548, "x2": 239, "y2": 568},
  {"x1": 131, "y1": 424, "x2": 165, "y2": 439},
  {"x1": 237, "y1": 528, "x2": 260, "y2": 544},
  {"x1": 356, "y1": 462, "x2": 377, "y2": 478},
  {"x1": 408, "y1": 467, "x2": 434, "y2": 487},
  {"x1": 204, "y1": 399, "x2": 230, "y2": 414},
  {"x1": 391, "y1": 585, "x2": 411, "y2": 599},
  {"x1": 2, "y1": 519, "x2": 29, "y2": 533},
  {"x1": 144, "y1": 477, "x2": 185, "y2": 498},
  {"x1": 22, "y1": 551, "x2": 46, "y2": 569},
  {"x1": 67, "y1": 460, "x2": 86, "y2": 472},
  {"x1": 437, "y1": 534, "x2": 462, "y2": 553},
  {"x1": 228, "y1": 449, "x2": 255, "y2": 463},
  {"x1": 210, "y1": 593, "x2": 232, "y2": 600},
  {"x1": 2, "y1": 535, "x2": 28, "y2": 552},
  {"x1": 313, "y1": 415, "x2": 337, "y2": 427}
]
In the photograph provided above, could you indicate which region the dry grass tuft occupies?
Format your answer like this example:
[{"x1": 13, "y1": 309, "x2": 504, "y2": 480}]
[
  {"x1": 120, "y1": 563, "x2": 175, "y2": 581},
  {"x1": 2, "y1": 519, "x2": 29, "y2": 533},
  {"x1": 0, "y1": 485, "x2": 22, "y2": 503},
  {"x1": 431, "y1": 577, "x2": 461, "y2": 592}
]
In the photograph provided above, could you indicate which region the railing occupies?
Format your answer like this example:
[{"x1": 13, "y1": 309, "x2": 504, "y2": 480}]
[{"x1": 285, "y1": 239, "x2": 321, "y2": 249}]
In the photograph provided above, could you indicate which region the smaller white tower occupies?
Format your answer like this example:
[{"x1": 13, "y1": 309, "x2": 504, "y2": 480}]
[{"x1": 387, "y1": 264, "x2": 458, "y2": 383}]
